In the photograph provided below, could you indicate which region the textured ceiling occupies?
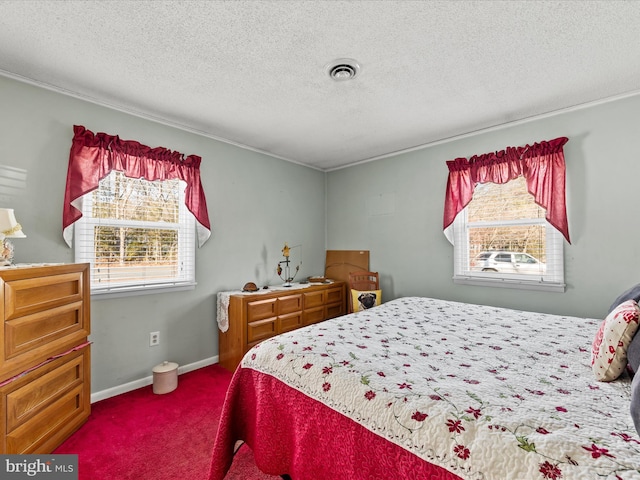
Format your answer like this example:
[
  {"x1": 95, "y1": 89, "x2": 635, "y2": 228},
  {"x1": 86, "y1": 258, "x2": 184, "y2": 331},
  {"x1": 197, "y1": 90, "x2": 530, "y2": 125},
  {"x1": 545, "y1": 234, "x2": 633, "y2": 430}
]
[{"x1": 1, "y1": 0, "x2": 640, "y2": 170}]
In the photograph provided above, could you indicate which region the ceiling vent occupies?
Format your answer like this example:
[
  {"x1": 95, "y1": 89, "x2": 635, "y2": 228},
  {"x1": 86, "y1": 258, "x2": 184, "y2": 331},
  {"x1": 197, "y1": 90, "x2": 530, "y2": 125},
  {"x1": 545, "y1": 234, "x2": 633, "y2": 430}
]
[{"x1": 326, "y1": 59, "x2": 360, "y2": 81}]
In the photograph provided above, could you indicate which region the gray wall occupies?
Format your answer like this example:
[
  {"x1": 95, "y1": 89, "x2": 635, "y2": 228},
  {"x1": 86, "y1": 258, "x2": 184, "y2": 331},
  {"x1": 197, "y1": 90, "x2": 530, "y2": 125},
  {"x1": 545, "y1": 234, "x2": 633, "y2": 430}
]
[
  {"x1": 3, "y1": 70, "x2": 639, "y2": 395},
  {"x1": 327, "y1": 93, "x2": 640, "y2": 320},
  {"x1": 0, "y1": 75, "x2": 327, "y2": 393}
]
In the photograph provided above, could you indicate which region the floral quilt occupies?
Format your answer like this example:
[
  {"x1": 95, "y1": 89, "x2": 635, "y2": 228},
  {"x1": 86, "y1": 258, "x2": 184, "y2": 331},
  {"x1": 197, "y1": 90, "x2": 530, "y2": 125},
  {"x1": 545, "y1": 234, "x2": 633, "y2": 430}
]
[{"x1": 241, "y1": 297, "x2": 640, "y2": 480}]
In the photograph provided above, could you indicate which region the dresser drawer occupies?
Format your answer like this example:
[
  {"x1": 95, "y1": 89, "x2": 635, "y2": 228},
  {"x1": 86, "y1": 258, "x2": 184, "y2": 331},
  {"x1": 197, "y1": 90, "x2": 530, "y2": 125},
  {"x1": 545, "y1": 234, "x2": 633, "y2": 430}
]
[
  {"x1": 3, "y1": 271, "x2": 85, "y2": 320},
  {"x1": 278, "y1": 294, "x2": 302, "y2": 314},
  {"x1": 279, "y1": 312, "x2": 303, "y2": 333},
  {"x1": 303, "y1": 306, "x2": 325, "y2": 326},
  {"x1": 326, "y1": 286, "x2": 344, "y2": 305},
  {"x1": 9, "y1": 388, "x2": 83, "y2": 453},
  {"x1": 6, "y1": 350, "x2": 85, "y2": 432},
  {"x1": 1, "y1": 347, "x2": 90, "y2": 454},
  {"x1": 247, "y1": 298, "x2": 277, "y2": 322},
  {"x1": 303, "y1": 290, "x2": 325, "y2": 308},
  {"x1": 247, "y1": 317, "x2": 277, "y2": 345},
  {"x1": 326, "y1": 302, "x2": 345, "y2": 319},
  {"x1": 4, "y1": 302, "x2": 86, "y2": 361}
]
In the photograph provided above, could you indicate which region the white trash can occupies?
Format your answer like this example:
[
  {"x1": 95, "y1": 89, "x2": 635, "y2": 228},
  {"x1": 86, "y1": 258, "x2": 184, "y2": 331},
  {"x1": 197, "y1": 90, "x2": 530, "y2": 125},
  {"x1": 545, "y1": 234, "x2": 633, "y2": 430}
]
[{"x1": 152, "y1": 361, "x2": 179, "y2": 394}]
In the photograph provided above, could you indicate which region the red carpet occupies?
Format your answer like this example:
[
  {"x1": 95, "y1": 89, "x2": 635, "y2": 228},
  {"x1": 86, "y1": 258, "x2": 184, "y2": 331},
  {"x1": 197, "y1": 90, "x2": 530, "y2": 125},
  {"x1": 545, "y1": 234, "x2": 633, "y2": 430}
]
[{"x1": 55, "y1": 364, "x2": 279, "y2": 480}]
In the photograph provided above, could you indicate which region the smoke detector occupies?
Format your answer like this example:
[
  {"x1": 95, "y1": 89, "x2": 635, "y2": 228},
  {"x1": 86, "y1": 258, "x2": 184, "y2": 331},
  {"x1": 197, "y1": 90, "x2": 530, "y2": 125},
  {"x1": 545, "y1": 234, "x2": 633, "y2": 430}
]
[{"x1": 326, "y1": 58, "x2": 360, "y2": 81}]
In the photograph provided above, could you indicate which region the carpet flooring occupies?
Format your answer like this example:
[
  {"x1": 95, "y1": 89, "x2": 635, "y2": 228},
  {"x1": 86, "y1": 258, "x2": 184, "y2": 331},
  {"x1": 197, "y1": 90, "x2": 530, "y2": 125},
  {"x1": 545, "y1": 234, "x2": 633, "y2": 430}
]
[{"x1": 54, "y1": 364, "x2": 280, "y2": 480}]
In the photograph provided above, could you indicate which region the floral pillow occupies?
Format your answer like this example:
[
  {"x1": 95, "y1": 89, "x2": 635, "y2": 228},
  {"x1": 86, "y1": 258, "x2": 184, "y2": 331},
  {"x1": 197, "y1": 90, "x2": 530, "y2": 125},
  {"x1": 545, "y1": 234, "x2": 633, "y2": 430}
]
[
  {"x1": 591, "y1": 299, "x2": 640, "y2": 381},
  {"x1": 351, "y1": 289, "x2": 382, "y2": 312}
]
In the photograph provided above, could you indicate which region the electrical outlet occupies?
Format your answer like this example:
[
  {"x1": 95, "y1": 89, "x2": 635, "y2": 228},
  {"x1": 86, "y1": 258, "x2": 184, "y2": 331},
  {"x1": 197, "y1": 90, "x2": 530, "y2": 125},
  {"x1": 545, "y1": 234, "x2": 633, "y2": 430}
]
[{"x1": 149, "y1": 331, "x2": 160, "y2": 347}]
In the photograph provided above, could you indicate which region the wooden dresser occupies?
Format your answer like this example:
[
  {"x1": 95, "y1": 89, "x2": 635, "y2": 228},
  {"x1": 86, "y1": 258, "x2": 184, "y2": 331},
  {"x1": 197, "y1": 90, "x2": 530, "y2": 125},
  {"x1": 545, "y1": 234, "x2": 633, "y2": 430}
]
[
  {"x1": 0, "y1": 263, "x2": 91, "y2": 453},
  {"x1": 218, "y1": 281, "x2": 346, "y2": 371}
]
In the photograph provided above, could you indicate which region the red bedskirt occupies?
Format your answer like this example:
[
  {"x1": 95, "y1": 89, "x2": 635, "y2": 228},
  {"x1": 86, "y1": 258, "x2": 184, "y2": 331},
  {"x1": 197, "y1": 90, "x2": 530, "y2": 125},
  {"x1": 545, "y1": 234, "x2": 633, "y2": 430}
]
[{"x1": 208, "y1": 367, "x2": 463, "y2": 480}]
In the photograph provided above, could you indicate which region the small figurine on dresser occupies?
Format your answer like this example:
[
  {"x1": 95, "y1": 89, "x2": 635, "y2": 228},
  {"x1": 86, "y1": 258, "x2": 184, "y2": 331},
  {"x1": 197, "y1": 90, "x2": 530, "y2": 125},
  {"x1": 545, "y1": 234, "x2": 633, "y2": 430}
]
[
  {"x1": 0, "y1": 208, "x2": 26, "y2": 266},
  {"x1": 0, "y1": 240, "x2": 13, "y2": 266},
  {"x1": 277, "y1": 242, "x2": 301, "y2": 287}
]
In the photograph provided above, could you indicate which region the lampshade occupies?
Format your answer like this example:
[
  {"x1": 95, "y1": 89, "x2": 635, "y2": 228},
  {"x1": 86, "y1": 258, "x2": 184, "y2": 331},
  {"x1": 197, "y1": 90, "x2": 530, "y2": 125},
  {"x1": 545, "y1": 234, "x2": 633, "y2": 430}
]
[{"x1": 0, "y1": 208, "x2": 26, "y2": 239}]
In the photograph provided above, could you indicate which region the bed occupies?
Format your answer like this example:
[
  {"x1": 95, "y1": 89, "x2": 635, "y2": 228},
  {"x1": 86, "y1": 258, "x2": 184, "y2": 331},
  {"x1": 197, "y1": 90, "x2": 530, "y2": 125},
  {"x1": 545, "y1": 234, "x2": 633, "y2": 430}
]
[{"x1": 208, "y1": 297, "x2": 640, "y2": 479}]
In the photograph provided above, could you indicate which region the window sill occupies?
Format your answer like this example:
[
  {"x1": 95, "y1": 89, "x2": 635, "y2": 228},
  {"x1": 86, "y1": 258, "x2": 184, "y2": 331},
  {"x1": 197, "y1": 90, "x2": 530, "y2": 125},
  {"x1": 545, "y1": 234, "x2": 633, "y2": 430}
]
[
  {"x1": 91, "y1": 282, "x2": 197, "y2": 300},
  {"x1": 453, "y1": 275, "x2": 565, "y2": 293}
]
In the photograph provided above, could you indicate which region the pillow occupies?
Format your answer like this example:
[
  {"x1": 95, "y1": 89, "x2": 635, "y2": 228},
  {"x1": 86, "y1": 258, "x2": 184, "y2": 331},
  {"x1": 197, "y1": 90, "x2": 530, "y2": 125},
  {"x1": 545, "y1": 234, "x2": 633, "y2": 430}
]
[
  {"x1": 627, "y1": 331, "x2": 640, "y2": 375},
  {"x1": 591, "y1": 299, "x2": 640, "y2": 381},
  {"x1": 608, "y1": 283, "x2": 640, "y2": 314},
  {"x1": 351, "y1": 289, "x2": 382, "y2": 312}
]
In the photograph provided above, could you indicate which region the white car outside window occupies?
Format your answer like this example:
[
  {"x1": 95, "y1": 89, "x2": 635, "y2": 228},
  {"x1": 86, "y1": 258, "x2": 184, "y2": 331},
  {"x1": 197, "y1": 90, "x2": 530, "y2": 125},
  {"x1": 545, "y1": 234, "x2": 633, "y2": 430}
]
[{"x1": 472, "y1": 251, "x2": 546, "y2": 275}]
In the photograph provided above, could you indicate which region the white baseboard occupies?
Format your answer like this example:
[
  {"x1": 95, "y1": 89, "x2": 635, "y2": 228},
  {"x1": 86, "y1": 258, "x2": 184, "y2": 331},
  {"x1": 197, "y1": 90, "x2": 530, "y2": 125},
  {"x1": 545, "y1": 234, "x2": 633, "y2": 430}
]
[{"x1": 90, "y1": 355, "x2": 219, "y2": 403}]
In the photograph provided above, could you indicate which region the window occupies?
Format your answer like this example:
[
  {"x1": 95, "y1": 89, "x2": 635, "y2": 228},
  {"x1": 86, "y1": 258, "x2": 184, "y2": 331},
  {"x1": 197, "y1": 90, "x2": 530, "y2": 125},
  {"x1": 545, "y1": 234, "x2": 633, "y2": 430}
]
[
  {"x1": 74, "y1": 170, "x2": 196, "y2": 296},
  {"x1": 451, "y1": 176, "x2": 564, "y2": 292},
  {"x1": 63, "y1": 126, "x2": 211, "y2": 297}
]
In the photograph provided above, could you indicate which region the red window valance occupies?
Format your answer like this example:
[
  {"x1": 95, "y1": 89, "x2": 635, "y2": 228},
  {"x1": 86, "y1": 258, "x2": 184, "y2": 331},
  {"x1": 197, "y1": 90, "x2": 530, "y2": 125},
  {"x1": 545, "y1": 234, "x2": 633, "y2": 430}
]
[
  {"x1": 63, "y1": 125, "x2": 211, "y2": 247},
  {"x1": 443, "y1": 136, "x2": 570, "y2": 243}
]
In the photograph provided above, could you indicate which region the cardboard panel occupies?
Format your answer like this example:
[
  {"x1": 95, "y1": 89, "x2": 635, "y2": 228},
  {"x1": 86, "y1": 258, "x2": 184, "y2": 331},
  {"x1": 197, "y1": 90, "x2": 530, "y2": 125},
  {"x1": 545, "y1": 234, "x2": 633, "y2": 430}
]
[{"x1": 325, "y1": 250, "x2": 370, "y2": 283}]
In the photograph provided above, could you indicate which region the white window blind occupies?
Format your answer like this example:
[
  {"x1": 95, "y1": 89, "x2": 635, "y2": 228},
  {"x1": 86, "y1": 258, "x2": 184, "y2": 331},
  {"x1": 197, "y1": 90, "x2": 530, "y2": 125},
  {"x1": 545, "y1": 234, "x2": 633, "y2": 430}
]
[
  {"x1": 451, "y1": 176, "x2": 565, "y2": 292},
  {"x1": 74, "y1": 170, "x2": 196, "y2": 297}
]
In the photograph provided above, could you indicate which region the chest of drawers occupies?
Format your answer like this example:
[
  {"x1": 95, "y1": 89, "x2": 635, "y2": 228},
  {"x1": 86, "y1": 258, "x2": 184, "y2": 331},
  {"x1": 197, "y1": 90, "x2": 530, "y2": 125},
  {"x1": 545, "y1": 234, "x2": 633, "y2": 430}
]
[
  {"x1": 0, "y1": 263, "x2": 91, "y2": 453},
  {"x1": 218, "y1": 282, "x2": 346, "y2": 371}
]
